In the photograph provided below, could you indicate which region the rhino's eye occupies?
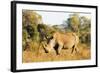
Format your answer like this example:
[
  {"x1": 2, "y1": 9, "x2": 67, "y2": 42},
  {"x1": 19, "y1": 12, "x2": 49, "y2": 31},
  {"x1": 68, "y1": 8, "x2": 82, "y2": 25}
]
[{"x1": 50, "y1": 36, "x2": 53, "y2": 39}]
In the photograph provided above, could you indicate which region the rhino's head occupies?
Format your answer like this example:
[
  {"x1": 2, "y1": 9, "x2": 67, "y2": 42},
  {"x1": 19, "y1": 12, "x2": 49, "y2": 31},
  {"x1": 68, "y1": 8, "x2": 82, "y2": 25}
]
[{"x1": 42, "y1": 36, "x2": 55, "y2": 53}]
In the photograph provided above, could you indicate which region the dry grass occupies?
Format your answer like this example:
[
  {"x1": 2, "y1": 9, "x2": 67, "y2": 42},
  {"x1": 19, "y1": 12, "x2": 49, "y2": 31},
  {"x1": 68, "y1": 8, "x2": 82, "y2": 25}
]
[{"x1": 22, "y1": 43, "x2": 91, "y2": 63}]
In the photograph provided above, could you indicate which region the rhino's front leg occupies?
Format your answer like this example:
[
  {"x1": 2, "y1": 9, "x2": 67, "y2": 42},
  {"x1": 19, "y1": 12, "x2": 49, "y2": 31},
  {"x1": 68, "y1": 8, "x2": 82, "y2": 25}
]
[
  {"x1": 57, "y1": 44, "x2": 63, "y2": 55},
  {"x1": 42, "y1": 42, "x2": 49, "y2": 53}
]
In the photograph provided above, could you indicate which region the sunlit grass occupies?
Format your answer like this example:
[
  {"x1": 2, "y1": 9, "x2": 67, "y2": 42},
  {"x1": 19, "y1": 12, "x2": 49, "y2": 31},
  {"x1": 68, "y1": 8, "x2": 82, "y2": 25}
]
[{"x1": 22, "y1": 42, "x2": 91, "y2": 63}]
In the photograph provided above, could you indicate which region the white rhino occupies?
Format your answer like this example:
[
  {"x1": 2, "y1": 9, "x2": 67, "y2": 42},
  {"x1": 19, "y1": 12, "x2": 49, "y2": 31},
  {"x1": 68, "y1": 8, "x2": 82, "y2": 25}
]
[{"x1": 43, "y1": 32, "x2": 79, "y2": 55}]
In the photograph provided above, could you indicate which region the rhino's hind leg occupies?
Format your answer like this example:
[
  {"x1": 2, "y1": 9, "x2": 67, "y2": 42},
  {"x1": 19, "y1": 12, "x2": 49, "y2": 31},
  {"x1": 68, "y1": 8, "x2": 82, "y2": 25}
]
[
  {"x1": 57, "y1": 44, "x2": 63, "y2": 55},
  {"x1": 53, "y1": 43, "x2": 59, "y2": 55},
  {"x1": 71, "y1": 45, "x2": 79, "y2": 54},
  {"x1": 75, "y1": 47, "x2": 79, "y2": 54},
  {"x1": 71, "y1": 45, "x2": 75, "y2": 53}
]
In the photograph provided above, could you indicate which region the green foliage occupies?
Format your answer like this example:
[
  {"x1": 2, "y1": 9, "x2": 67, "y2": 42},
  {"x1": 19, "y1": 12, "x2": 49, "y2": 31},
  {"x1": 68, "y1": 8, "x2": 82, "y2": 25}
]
[
  {"x1": 67, "y1": 13, "x2": 80, "y2": 32},
  {"x1": 22, "y1": 10, "x2": 42, "y2": 50},
  {"x1": 22, "y1": 29, "x2": 28, "y2": 41},
  {"x1": 66, "y1": 13, "x2": 91, "y2": 45},
  {"x1": 22, "y1": 10, "x2": 42, "y2": 25},
  {"x1": 79, "y1": 16, "x2": 91, "y2": 44},
  {"x1": 22, "y1": 29, "x2": 28, "y2": 50},
  {"x1": 32, "y1": 26, "x2": 40, "y2": 42}
]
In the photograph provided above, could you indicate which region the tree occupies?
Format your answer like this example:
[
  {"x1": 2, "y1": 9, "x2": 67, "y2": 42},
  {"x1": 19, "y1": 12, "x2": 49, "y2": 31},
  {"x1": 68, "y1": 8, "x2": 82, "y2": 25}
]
[
  {"x1": 67, "y1": 13, "x2": 80, "y2": 32},
  {"x1": 79, "y1": 16, "x2": 91, "y2": 44},
  {"x1": 22, "y1": 10, "x2": 43, "y2": 27}
]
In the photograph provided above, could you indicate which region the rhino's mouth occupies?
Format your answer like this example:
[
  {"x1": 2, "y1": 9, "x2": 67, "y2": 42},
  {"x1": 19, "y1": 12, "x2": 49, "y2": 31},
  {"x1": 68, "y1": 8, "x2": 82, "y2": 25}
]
[{"x1": 43, "y1": 47, "x2": 48, "y2": 53}]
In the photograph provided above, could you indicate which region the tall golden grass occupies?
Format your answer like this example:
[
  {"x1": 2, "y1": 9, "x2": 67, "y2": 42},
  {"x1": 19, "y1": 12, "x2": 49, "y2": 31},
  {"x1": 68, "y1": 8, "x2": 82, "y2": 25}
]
[{"x1": 22, "y1": 42, "x2": 91, "y2": 63}]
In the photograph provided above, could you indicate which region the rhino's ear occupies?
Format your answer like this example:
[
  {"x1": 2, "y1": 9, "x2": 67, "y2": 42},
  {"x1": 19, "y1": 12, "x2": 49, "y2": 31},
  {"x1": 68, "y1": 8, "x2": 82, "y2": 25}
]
[
  {"x1": 50, "y1": 36, "x2": 53, "y2": 39},
  {"x1": 46, "y1": 36, "x2": 53, "y2": 44}
]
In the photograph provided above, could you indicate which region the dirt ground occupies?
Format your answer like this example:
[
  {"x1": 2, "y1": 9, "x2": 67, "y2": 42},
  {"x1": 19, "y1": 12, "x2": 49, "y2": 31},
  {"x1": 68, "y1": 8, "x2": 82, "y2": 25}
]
[{"x1": 22, "y1": 44, "x2": 91, "y2": 63}]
